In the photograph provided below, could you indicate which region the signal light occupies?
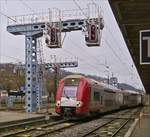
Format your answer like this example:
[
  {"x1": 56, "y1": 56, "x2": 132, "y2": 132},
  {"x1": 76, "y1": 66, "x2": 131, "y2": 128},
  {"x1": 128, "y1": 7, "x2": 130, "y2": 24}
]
[
  {"x1": 45, "y1": 25, "x2": 62, "y2": 48},
  {"x1": 51, "y1": 28, "x2": 56, "y2": 44},
  {"x1": 90, "y1": 24, "x2": 97, "y2": 41},
  {"x1": 45, "y1": 37, "x2": 49, "y2": 44},
  {"x1": 85, "y1": 22, "x2": 100, "y2": 47}
]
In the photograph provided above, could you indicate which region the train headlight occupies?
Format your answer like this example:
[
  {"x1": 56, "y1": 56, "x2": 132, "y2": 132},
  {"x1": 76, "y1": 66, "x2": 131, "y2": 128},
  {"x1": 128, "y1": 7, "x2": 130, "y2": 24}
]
[
  {"x1": 56, "y1": 100, "x2": 61, "y2": 107},
  {"x1": 76, "y1": 101, "x2": 83, "y2": 107}
]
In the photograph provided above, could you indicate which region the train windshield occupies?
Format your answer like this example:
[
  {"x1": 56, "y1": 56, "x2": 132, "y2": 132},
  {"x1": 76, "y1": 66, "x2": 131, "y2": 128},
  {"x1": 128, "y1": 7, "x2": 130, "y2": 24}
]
[{"x1": 62, "y1": 86, "x2": 78, "y2": 98}]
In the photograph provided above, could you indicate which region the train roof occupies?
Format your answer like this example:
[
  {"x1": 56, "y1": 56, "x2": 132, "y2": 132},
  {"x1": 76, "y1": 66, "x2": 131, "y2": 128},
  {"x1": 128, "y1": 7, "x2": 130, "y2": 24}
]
[
  {"x1": 62, "y1": 75, "x2": 144, "y2": 95},
  {"x1": 63, "y1": 74, "x2": 120, "y2": 92},
  {"x1": 88, "y1": 78, "x2": 121, "y2": 91}
]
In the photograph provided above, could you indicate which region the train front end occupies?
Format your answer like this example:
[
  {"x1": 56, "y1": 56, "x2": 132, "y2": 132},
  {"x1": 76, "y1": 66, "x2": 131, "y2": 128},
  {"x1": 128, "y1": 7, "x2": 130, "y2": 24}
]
[{"x1": 55, "y1": 75, "x2": 90, "y2": 117}]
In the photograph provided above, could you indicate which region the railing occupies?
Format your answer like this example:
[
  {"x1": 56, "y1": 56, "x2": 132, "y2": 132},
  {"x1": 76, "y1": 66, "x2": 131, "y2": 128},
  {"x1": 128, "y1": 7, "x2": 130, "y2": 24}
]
[{"x1": 7, "y1": 8, "x2": 89, "y2": 26}]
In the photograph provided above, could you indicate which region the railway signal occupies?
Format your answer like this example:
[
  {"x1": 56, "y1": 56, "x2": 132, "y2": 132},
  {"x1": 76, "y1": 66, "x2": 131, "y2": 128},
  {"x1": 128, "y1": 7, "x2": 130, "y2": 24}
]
[
  {"x1": 45, "y1": 25, "x2": 62, "y2": 48},
  {"x1": 85, "y1": 21, "x2": 102, "y2": 47},
  {"x1": 89, "y1": 24, "x2": 98, "y2": 42},
  {"x1": 84, "y1": 3, "x2": 104, "y2": 47}
]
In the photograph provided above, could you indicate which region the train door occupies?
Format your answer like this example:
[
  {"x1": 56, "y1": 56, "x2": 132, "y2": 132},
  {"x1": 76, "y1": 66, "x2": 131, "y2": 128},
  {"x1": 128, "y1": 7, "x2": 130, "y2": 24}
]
[
  {"x1": 116, "y1": 93, "x2": 123, "y2": 108},
  {"x1": 123, "y1": 93, "x2": 128, "y2": 107},
  {"x1": 89, "y1": 85, "x2": 94, "y2": 111},
  {"x1": 103, "y1": 89, "x2": 116, "y2": 111},
  {"x1": 89, "y1": 86, "x2": 101, "y2": 113}
]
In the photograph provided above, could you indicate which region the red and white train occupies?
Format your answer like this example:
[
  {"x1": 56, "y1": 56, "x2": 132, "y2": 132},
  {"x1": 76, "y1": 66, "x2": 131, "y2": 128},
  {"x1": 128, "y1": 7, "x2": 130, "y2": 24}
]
[{"x1": 55, "y1": 75, "x2": 145, "y2": 116}]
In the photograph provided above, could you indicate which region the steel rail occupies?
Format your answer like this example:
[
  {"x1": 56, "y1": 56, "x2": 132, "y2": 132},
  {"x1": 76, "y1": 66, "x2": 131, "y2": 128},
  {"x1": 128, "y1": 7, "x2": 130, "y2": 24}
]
[
  {"x1": 35, "y1": 109, "x2": 135, "y2": 137},
  {"x1": 80, "y1": 107, "x2": 142, "y2": 137},
  {"x1": 111, "y1": 119, "x2": 130, "y2": 137},
  {"x1": 1, "y1": 119, "x2": 68, "y2": 137},
  {"x1": 81, "y1": 119, "x2": 114, "y2": 137},
  {"x1": 0, "y1": 117, "x2": 45, "y2": 130},
  {"x1": 110, "y1": 107, "x2": 143, "y2": 137},
  {"x1": 34, "y1": 122, "x2": 79, "y2": 137}
]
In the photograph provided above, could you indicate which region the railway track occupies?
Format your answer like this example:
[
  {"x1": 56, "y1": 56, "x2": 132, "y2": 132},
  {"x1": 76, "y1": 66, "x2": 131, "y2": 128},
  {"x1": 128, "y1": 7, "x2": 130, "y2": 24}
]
[
  {"x1": 0, "y1": 115, "x2": 62, "y2": 137},
  {"x1": 30, "y1": 121, "x2": 80, "y2": 137},
  {"x1": 0, "y1": 116, "x2": 45, "y2": 131},
  {"x1": 80, "y1": 108, "x2": 141, "y2": 137},
  {"x1": 1, "y1": 108, "x2": 142, "y2": 137},
  {"x1": 1, "y1": 119, "x2": 69, "y2": 137}
]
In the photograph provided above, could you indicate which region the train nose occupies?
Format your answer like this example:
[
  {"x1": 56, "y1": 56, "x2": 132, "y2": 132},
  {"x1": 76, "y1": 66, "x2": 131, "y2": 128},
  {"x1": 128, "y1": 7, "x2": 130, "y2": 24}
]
[
  {"x1": 63, "y1": 107, "x2": 76, "y2": 116},
  {"x1": 60, "y1": 97, "x2": 77, "y2": 107}
]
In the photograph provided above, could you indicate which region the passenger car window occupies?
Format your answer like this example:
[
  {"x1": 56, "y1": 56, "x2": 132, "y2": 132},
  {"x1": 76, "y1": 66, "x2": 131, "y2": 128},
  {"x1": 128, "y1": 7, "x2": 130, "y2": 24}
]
[{"x1": 94, "y1": 92, "x2": 100, "y2": 101}]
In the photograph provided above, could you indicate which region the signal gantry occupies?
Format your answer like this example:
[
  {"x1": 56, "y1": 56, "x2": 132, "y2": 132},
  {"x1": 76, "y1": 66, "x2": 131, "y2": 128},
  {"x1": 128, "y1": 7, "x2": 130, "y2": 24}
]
[{"x1": 7, "y1": 4, "x2": 104, "y2": 112}]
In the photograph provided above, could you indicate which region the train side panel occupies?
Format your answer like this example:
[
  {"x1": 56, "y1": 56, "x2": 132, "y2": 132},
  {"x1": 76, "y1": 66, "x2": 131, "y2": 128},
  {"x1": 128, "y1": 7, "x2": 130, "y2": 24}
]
[
  {"x1": 55, "y1": 80, "x2": 64, "y2": 114},
  {"x1": 76, "y1": 78, "x2": 91, "y2": 115},
  {"x1": 88, "y1": 85, "x2": 104, "y2": 113},
  {"x1": 103, "y1": 90, "x2": 118, "y2": 112}
]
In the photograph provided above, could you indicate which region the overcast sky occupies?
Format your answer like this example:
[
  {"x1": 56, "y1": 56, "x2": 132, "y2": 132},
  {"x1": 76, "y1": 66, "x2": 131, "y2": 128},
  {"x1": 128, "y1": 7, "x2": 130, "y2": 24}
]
[{"x1": 0, "y1": 0, "x2": 144, "y2": 90}]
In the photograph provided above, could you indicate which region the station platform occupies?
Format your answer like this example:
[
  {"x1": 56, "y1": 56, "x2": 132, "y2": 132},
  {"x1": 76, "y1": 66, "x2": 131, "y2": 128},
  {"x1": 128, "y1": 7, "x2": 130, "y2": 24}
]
[
  {"x1": 0, "y1": 111, "x2": 44, "y2": 124},
  {"x1": 130, "y1": 106, "x2": 150, "y2": 137}
]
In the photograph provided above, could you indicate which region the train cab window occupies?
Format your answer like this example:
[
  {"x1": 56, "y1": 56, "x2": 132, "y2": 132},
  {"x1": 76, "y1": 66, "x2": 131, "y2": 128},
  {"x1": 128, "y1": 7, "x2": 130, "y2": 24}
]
[
  {"x1": 62, "y1": 86, "x2": 78, "y2": 98},
  {"x1": 94, "y1": 92, "x2": 100, "y2": 101},
  {"x1": 64, "y1": 78, "x2": 80, "y2": 86}
]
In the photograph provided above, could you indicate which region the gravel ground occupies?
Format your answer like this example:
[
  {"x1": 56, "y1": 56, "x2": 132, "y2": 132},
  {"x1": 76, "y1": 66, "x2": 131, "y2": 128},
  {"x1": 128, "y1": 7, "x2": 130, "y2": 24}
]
[
  {"x1": 49, "y1": 118, "x2": 111, "y2": 137},
  {"x1": 47, "y1": 109, "x2": 138, "y2": 137}
]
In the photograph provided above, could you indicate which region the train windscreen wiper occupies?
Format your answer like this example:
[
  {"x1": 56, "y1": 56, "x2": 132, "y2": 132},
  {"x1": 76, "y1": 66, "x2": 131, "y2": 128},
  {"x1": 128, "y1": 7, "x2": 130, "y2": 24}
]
[{"x1": 64, "y1": 90, "x2": 70, "y2": 99}]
